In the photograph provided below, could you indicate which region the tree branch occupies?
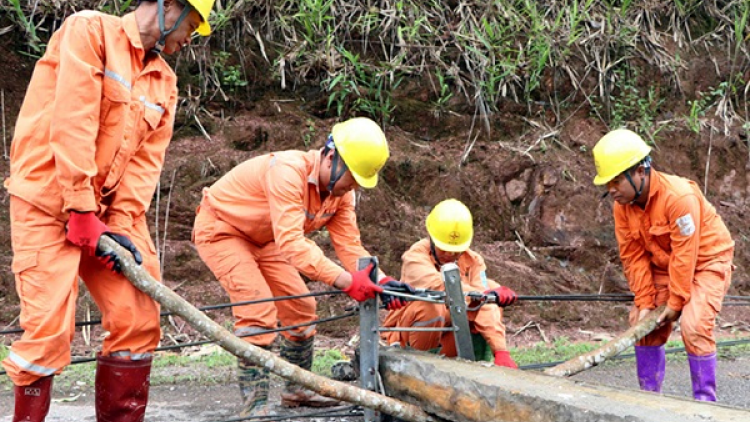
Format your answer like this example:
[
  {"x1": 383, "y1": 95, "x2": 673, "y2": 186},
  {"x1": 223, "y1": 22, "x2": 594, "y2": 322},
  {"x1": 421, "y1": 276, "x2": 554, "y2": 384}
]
[
  {"x1": 99, "y1": 236, "x2": 436, "y2": 422},
  {"x1": 544, "y1": 305, "x2": 666, "y2": 377}
]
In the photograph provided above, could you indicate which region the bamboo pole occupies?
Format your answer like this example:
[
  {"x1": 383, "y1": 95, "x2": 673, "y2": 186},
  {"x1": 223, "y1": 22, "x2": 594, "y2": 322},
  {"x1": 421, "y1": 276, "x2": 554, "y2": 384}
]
[
  {"x1": 99, "y1": 236, "x2": 435, "y2": 422},
  {"x1": 544, "y1": 305, "x2": 667, "y2": 377}
]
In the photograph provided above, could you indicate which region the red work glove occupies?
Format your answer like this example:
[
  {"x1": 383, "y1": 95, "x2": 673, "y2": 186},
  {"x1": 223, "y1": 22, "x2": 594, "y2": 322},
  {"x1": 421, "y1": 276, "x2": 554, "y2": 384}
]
[
  {"x1": 378, "y1": 276, "x2": 416, "y2": 310},
  {"x1": 485, "y1": 286, "x2": 518, "y2": 307},
  {"x1": 343, "y1": 264, "x2": 383, "y2": 302},
  {"x1": 66, "y1": 211, "x2": 108, "y2": 256},
  {"x1": 493, "y1": 350, "x2": 518, "y2": 369},
  {"x1": 66, "y1": 211, "x2": 143, "y2": 273}
]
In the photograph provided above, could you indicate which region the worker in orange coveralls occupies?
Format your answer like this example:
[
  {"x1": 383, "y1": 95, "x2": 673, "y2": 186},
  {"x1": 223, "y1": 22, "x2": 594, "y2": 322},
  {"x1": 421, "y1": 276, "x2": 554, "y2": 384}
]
[
  {"x1": 381, "y1": 199, "x2": 519, "y2": 368},
  {"x1": 2, "y1": 1, "x2": 215, "y2": 421},
  {"x1": 192, "y1": 117, "x2": 413, "y2": 417},
  {"x1": 592, "y1": 129, "x2": 734, "y2": 401}
]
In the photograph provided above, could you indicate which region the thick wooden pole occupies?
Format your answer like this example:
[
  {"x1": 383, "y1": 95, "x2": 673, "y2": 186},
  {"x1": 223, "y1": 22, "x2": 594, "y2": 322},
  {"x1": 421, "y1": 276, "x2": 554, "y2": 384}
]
[
  {"x1": 99, "y1": 237, "x2": 435, "y2": 422},
  {"x1": 544, "y1": 305, "x2": 666, "y2": 377}
]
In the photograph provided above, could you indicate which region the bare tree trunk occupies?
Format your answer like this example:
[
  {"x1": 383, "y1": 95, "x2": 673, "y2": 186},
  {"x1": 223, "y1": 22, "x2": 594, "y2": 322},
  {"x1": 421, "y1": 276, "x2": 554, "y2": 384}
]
[
  {"x1": 99, "y1": 236, "x2": 435, "y2": 422},
  {"x1": 544, "y1": 305, "x2": 667, "y2": 377}
]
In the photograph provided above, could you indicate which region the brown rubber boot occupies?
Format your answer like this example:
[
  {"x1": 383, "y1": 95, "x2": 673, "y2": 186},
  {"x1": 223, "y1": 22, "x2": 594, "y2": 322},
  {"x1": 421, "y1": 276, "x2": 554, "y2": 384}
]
[
  {"x1": 279, "y1": 336, "x2": 341, "y2": 408},
  {"x1": 95, "y1": 354, "x2": 152, "y2": 422},
  {"x1": 13, "y1": 376, "x2": 53, "y2": 422}
]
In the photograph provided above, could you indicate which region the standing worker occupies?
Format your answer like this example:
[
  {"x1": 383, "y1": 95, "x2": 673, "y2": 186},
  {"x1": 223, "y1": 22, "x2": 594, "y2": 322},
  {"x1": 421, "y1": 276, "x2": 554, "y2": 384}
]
[
  {"x1": 592, "y1": 129, "x2": 734, "y2": 401},
  {"x1": 3, "y1": 1, "x2": 215, "y2": 420},
  {"x1": 381, "y1": 199, "x2": 520, "y2": 368},
  {"x1": 192, "y1": 117, "x2": 413, "y2": 417}
]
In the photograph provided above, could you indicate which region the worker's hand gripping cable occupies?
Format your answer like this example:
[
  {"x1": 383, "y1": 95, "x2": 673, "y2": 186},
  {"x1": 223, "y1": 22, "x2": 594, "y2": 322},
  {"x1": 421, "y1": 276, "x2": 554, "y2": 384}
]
[
  {"x1": 466, "y1": 286, "x2": 519, "y2": 308},
  {"x1": 377, "y1": 276, "x2": 416, "y2": 310},
  {"x1": 343, "y1": 263, "x2": 384, "y2": 301}
]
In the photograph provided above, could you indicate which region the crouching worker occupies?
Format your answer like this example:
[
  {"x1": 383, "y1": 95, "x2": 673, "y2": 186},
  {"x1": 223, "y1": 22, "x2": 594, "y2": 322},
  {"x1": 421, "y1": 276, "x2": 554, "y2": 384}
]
[
  {"x1": 592, "y1": 129, "x2": 734, "y2": 401},
  {"x1": 192, "y1": 117, "x2": 413, "y2": 417},
  {"x1": 3, "y1": 1, "x2": 215, "y2": 421},
  {"x1": 381, "y1": 199, "x2": 519, "y2": 368}
]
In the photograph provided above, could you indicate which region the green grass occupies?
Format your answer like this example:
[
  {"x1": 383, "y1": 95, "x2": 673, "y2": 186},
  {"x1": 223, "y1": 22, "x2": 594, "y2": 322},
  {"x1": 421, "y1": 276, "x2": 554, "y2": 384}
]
[
  {"x1": 0, "y1": 345, "x2": 346, "y2": 389},
  {"x1": 311, "y1": 348, "x2": 348, "y2": 377},
  {"x1": 2, "y1": 338, "x2": 748, "y2": 390},
  {"x1": 511, "y1": 336, "x2": 598, "y2": 366},
  {"x1": 511, "y1": 336, "x2": 750, "y2": 367}
]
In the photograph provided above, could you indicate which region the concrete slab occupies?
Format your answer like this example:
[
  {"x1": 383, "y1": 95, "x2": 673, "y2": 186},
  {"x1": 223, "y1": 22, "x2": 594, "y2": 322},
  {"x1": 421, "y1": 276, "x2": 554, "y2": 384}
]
[{"x1": 379, "y1": 348, "x2": 750, "y2": 422}]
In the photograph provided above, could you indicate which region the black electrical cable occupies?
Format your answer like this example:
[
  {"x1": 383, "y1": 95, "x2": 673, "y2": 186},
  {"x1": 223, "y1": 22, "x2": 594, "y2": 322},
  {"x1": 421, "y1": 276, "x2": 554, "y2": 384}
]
[
  {"x1": 0, "y1": 311, "x2": 357, "y2": 376},
  {"x1": 148, "y1": 311, "x2": 358, "y2": 353},
  {"x1": 198, "y1": 290, "x2": 345, "y2": 312},
  {"x1": 0, "y1": 290, "x2": 346, "y2": 336},
  {"x1": 207, "y1": 406, "x2": 362, "y2": 422},
  {"x1": 517, "y1": 294, "x2": 634, "y2": 302},
  {"x1": 3, "y1": 292, "x2": 749, "y2": 336}
]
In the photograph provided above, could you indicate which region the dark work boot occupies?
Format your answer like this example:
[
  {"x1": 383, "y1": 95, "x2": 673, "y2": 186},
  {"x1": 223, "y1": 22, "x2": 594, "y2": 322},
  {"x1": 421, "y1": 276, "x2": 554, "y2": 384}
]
[
  {"x1": 279, "y1": 336, "x2": 340, "y2": 408},
  {"x1": 95, "y1": 355, "x2": 152, "y2": 422},
  {"x1": 13, "y1": 376, "x2": 53, "y2": 422},
  {"x1": 237, "y1": 351, "x2": 276, "y2": 417}
]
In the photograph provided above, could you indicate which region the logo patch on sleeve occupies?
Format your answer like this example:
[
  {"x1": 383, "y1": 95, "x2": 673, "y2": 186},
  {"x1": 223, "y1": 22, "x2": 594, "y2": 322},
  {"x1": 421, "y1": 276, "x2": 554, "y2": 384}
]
[
  {"x1": 676, "y1": 214, "x2": 696, "y2": 237},
  {"x1": 480, "y1": 271, "x2": 489, "y2": 289}
]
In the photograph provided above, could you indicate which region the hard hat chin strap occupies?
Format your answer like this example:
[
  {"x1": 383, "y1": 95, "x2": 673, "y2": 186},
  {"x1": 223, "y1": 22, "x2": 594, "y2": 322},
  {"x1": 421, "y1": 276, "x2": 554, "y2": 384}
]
[
  {"x1": 429, "y1": 239, "x2": 443, "y2": 268},
  {"x1": 624, "y1": 171, "x2": 645, "y2": 204},
  {"x1": 152, "y1": 0, "x2": 192, "y2": 55},
  {"x1": 325, "y1": 136, "x2": 348, "y2": 193},
  {"x1": 429, "y1": 239, "x2": 462, "y2": 269},
  {"x1": 624, "y1": 157, "x2": 652, "y2": 204}
]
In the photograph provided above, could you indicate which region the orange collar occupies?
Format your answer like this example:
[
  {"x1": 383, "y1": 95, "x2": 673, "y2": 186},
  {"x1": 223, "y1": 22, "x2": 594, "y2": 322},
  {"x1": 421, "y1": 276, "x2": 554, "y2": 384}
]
[
  {"x1": 642, "y1": 169, "x2": 661, "y2": 210},
  {"x1": 122, "y1": 13, "x2": 145, "y2": 62},
  {"x1": 307, "y1": 149, "x2": 323, "y2": 192}
]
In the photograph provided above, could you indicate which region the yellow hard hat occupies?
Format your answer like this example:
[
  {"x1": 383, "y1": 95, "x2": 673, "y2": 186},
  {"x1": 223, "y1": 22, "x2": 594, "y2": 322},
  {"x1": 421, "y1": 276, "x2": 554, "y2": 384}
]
[
  {"x1": 592, "y1": 129, "x2": 652, "y2": 185},
  {"x1": 331, "y1": 117, "x2": 390, "y2": 189},
  {"x1": 426, "y1": 199, "x2": 473, "y2": 252},
  {"x1": 185, "y1": 0, "x2": 214, "y2": 36}
]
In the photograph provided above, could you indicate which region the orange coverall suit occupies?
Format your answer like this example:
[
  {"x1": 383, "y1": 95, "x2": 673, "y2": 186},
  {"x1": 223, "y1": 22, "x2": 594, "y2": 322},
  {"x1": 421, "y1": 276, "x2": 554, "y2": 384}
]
[
  {"x1": 381, "y1": 238, "x2": 509, "y2": 355},
  {"x1": 193, "y1": 149, "x2": 374, "y2": 346},
  {"x1": 616, "y1": 170, "x2": 734, "y2": 356},
  {"x1": 3, "y1": 12, "x2": 176, "y2": 385}
]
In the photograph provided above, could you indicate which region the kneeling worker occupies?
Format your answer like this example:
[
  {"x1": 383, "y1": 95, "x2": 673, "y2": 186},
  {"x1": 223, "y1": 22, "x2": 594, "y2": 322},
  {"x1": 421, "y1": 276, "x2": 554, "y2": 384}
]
[{"x1": 381, "y1": 199, "x2": 519, "y2": 368}]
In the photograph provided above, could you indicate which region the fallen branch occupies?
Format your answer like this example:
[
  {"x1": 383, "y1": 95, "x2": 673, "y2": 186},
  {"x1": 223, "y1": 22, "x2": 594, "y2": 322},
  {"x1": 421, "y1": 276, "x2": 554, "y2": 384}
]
[
  {"x1": 544, "y1": 305, "x2": 666, "y2": 377},
  {"x1": 99, "y1": 236, "x2": 435, "y2": 422}
]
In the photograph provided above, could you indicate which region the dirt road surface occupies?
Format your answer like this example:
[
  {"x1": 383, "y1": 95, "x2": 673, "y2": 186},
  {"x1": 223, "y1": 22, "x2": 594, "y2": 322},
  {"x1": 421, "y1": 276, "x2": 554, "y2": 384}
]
[{"x1": 2, "y1": 354, "x2": 748, "y2": 421}]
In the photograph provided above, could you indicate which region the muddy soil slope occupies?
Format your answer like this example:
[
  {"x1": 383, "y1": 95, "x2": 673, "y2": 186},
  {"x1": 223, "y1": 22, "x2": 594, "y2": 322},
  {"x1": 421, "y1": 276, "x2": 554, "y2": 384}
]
[{"x1": 0, "y1": 16, "x2": 748, "y2": 350}]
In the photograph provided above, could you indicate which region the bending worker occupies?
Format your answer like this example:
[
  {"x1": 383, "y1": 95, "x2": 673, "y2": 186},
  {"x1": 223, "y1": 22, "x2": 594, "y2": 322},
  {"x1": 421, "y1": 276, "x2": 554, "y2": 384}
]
[
  {"x1": 381, "y1": 199, "x2": 519, "y2": 368},
  {"x1": 3, "y1": 1, "x2": 215, "y2": 421},
  {"x1": 592, "y1": 128, "x2": 734, "y2": 401},
  {"x1": 192, "y1": 117, "x2": 412, "y2": 417}
]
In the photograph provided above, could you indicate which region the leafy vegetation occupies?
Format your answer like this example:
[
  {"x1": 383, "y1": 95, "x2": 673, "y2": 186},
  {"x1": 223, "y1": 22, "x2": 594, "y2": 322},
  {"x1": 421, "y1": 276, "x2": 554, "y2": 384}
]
[
  {"x1": 591, "y1": 65, "x2": 668, "y2": 144},
  {"x1": 311, "y1": 348, "x2": 347, "y2": 377},
  {"x1": 2, "y1": 0, "x2": 748, "y2": 134}
]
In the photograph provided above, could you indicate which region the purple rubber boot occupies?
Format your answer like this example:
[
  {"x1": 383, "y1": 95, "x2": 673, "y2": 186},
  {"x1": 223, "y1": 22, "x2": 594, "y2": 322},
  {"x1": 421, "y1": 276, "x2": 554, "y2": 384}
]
[
  {"x1": 635, "y1": 345, "x2": 666, "y2": 392},
  {"x1": 688, "y1": 353, "x2": 717, "y2": 401}
]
